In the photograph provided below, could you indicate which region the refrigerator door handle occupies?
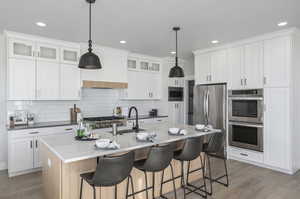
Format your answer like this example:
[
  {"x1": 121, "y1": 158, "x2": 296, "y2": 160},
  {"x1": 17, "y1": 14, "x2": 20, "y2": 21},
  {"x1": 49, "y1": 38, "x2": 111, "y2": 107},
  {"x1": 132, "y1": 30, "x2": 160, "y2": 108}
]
[
  {"x1": 203, "y1": 90, "x2": 207, "y2": 122},
  {"x1": 206, "y1": 90, "x2": 210, "y2": 122}
]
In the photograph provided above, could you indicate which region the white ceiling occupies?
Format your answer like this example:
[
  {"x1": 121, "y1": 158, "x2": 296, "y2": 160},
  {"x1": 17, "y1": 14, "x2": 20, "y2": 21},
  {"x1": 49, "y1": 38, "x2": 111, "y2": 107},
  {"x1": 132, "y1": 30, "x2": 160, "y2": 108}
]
[{"x1": 0, "y1": 0, "x2": 299, "y2": 59}]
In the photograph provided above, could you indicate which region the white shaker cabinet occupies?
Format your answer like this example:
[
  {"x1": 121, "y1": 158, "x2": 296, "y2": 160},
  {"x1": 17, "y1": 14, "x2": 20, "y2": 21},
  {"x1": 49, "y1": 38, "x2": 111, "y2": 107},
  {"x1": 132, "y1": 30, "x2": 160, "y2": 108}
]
[
  {"x1": 168, "y1": 102, "x2": 184, "y2": 124},
  {"x1": 228, "y1": 46, "x2": 244, "y2": 89},
  {"x1": 6, "y1": 32, "x2": 81, "y2": 101},
  {"x1": 263, "y1": 36, "x2": 291, "y2": 88},
  {"x1": 8, "y1": 58, "x2": 36, "y2": 100},
  {"x1": 243, "y1": 42, "x2": 263, "y2": 89},
  {"x1": 194, "y1": 53, "x2": 211, "y2": 85},
  {"x1": 264, "y1": 88, "x2": 290, "y2": 170},
  {"x1": 60, "y1": 64, "x2": 81, "y2": 100},
  {"x1": 9, "y1": 137, "x2": 34, "y2": 173},
  {"x1": 36, "y1": 61, "x2": 60, "y2": 100},
  {"x1": 210, "y1": 50, "x2": 228, "y2": 84},
  {"x1": 227, "y1": 42, "x2": 263, "y2": 89}
]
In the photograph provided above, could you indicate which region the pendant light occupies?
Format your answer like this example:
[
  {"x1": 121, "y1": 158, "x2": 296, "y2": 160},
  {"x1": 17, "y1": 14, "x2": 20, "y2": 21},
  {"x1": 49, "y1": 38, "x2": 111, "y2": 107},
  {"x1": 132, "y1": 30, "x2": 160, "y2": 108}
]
[
  {"x1": 79, "y1": 0, "x2": 102, "y2": 69},
  {"x1": 169, "y1": 27, "x2": 184, "y2": 78}
]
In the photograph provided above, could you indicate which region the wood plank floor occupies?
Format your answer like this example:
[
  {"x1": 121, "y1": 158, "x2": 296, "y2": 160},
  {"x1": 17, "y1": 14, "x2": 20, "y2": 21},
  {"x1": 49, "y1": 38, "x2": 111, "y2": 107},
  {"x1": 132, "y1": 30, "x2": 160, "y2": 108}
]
[{"x1": 1, "y1": 160, "x2": 300, "y2": 199}]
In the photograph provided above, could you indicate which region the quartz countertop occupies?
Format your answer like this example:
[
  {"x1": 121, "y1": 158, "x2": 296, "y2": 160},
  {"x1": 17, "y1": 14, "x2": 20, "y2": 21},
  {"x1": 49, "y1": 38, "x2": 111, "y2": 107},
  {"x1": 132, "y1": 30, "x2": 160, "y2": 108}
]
[
  {"x1": 40, "y1": 122, "x2": 221, "y2": 163},
  {"x1": 7, "y1": 121, "x2": 77, "y2": 131}
]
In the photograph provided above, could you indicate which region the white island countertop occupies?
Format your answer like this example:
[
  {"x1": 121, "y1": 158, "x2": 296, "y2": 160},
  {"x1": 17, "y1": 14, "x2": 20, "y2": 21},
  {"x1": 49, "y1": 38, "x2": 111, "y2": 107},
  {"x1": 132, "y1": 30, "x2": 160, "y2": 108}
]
[{"x1": 40, "y1": 123, "x2": 221, "y2": 163}]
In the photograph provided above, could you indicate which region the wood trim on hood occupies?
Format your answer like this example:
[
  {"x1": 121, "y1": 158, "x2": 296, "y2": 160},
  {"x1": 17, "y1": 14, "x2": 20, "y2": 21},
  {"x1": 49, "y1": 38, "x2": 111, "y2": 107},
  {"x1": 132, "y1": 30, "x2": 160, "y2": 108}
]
[{"x1": 82, "y1": 80, "x2": 128, "y2": 89}]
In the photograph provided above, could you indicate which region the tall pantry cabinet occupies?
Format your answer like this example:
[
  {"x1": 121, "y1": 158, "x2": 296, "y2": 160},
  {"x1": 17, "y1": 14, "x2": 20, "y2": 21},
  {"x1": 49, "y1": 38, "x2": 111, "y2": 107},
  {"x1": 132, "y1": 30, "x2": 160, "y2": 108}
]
[{"x1": 193, "y1": 28, "x2": 300, "y2": 174}]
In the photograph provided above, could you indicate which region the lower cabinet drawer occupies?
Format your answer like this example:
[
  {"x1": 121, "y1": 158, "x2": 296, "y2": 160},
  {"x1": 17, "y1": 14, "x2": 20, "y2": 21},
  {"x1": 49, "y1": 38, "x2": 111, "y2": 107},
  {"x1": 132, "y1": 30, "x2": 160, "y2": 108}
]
[{"x1": 229, "y1": 147, "x2": 264, "y2": 163}]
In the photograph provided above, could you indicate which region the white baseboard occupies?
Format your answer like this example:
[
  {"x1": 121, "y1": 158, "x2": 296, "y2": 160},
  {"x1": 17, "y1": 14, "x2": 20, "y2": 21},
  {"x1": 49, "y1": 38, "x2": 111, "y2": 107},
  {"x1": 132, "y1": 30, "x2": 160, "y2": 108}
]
[
  {"x1": 0, "y1": 161, "x2": 7, "y2": 170},
  {"x1": 228, "y1": 156, "x2": 294, "y2": 175}
]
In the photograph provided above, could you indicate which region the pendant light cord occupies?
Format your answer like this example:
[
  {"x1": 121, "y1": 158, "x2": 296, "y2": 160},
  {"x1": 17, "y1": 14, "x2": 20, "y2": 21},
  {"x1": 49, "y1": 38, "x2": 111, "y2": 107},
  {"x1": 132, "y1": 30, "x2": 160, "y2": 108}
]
[
  {"x1": 175, "y1": 28, "x2": 178, "y2": 66},
  {"x1": 88, "y1": 1, "x2": 92, "y2": 52}
]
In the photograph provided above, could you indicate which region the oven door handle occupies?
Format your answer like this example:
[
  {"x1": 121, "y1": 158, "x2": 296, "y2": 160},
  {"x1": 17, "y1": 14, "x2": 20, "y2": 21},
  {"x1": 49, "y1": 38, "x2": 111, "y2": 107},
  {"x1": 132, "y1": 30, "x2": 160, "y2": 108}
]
[
  {"x1": 229, "y1": 121, "x2": 263, "y2": 128},
  {"x1": 229, "y1": 97, "x2": 263, "y2": 100}
]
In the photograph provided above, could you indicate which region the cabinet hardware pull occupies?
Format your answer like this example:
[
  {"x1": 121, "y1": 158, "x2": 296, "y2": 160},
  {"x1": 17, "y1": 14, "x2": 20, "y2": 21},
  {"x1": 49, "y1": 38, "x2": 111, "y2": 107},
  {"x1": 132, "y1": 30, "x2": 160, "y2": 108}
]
[
  {"x1": 157, "y1": 120, "x2": 162, "y2": 122},
  {"x1": 263, "y1": 77, "x2": 267, "y2": 85},
  {"x1": 29, "y1": 132, "x2": 39, "y2": 134},
  {"x1": 240, "y1": 153, "x2": 248, "y2": 157},
  {"x1": 244, "y1": 78, "x2": 247, "y2": 86},
  {"x1": 241, "y1": 79, "x2": 243, "y2": 86},
  {"x1": 36, "y1": 140, "x2": 38, "y2": 148},
  {"x1": 65, "y1": 128, "x2": 73, "y2": 131},
  {"x1": 30, "y1": 141, "x2": 33, "y2": 149}
]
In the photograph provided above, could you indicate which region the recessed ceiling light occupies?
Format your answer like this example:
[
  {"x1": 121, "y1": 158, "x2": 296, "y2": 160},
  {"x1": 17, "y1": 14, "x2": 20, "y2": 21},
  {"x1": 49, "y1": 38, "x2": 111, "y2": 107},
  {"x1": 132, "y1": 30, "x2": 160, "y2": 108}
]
[
  {"x1": 36, "y1": 22, "x2": 47, "y2": 27},
  {"x1": 277, "y1": 21, "x2": 288, "y2": 27},
  {"x1": 211, "y1": 40, "x2": 219, "y2": 44},
  {"x1": 170, "y1": 51, "x2": 176, "y2": 54},
  {"x1": 120, "y1": 40, "x2": 127, "y2": 44}
]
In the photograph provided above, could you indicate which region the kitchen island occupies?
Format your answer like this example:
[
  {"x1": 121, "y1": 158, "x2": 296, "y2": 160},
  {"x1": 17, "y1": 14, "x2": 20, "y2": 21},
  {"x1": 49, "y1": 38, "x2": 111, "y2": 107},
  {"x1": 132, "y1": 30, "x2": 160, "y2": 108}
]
[{"x1": 40, "y1": 122, "x2": 220, "y2": 199}]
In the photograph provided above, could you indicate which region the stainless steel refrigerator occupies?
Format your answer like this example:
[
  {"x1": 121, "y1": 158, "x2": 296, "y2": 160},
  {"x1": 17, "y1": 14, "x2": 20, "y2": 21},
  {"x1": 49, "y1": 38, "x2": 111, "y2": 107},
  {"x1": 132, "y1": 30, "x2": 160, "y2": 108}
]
[{"x1": 193, "y1": 83, "x2": 227, "y2": 157}]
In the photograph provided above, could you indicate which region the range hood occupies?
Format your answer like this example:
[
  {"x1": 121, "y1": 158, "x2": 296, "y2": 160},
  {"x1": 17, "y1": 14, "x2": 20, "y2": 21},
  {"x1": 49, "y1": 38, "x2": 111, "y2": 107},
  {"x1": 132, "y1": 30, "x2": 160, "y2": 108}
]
[{"x1": 82, "y1": 80, "x2": 128, "y2": 89}]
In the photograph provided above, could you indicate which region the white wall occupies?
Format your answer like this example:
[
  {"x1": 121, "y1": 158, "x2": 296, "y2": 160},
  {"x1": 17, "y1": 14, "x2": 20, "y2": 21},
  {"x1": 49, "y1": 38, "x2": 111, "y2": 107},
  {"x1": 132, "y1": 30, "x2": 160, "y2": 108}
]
[{"x1": 0, "y1": 34, "x2": 7, "y2": 170}]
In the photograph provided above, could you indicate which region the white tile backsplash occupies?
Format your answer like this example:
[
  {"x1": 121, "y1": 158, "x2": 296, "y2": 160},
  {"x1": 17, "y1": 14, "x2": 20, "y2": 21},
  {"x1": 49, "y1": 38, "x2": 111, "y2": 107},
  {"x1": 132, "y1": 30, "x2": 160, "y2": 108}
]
[{"x1": 7, "y1": 88, "x2": 164, "y2": 122}]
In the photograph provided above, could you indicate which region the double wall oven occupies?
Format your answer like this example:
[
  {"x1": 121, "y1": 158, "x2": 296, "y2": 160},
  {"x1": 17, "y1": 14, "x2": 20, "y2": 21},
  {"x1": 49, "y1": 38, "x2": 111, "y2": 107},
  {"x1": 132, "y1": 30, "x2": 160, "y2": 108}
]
[{"x1": 228, "y1": 89, "x2": 264, "y2": 152}]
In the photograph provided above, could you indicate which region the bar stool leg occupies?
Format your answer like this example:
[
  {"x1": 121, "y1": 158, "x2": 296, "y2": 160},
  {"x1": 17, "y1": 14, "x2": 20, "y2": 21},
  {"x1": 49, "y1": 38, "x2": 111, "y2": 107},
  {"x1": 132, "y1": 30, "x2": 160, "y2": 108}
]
[
  {"x1": 159, "y1": 169, "x2": 165, "y2": 197},
  {"x1": 144, "y1": 171, "x2": 149, "y2": 199},
  {"x1": 79, "y1": 178, "x2": 83, "y2": 199},
  {"x1": 181, "y1": 161, "x2": 186, "y2": 199},
  {"x1": 152, "y1": 172, "x2": 155, "y2": 199},
  {"x1": 223, "y1": 159, "x2": 229, "y2": 186},
  {"x1": 93, "y1": 186, "x2": 96, "y2": 199},
  {"x1": 169, "y1": 163, "x2": 178, "y2": 199},
  {"x1": 206, "y1": 154, "x2": 213, "y2": 195},
  {"x1": 129, "y1": 175, "x2": 136, "y2": 199},
  {"x1": 114, "y1": 185, "x2": 118, "y2": 199},
  {"x1": 199, "y1": 155, "x2": 207, "y2": 198},
  {"x1": 126, "y1": 177, "x2": 130, "y2": 199}
]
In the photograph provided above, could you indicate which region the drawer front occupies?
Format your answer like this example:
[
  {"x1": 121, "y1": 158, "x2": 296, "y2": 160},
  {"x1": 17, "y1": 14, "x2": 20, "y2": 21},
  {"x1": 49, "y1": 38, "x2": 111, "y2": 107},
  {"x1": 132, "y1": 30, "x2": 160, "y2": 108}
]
[
  {"x1": 229, "y1": 147, "x2": 264, "y2": 163},
  {"x1": 9, "y1": 125, "x2": 76, "y2": 138}
]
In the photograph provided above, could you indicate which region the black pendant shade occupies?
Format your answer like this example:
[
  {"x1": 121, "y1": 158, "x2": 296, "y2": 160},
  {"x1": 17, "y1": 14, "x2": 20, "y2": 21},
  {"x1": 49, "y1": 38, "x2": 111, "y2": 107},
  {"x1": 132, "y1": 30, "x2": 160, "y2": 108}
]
[
  {"x1": 79, "y1": 0, "x2": 101, "y2": 70},
  {"x1": 169, "y1": 27, "x2": 184, "y2": 78},
  {"x1": 79, "y1": 51, "x2": 101, "y2": 69}
]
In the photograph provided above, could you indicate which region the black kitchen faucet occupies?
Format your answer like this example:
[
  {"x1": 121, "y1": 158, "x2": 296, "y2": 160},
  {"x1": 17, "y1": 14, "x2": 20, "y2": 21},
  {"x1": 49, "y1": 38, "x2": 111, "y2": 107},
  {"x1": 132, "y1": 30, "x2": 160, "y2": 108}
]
[{"x1": 128, "y1": 106, "x2": 139, "y2": 132}]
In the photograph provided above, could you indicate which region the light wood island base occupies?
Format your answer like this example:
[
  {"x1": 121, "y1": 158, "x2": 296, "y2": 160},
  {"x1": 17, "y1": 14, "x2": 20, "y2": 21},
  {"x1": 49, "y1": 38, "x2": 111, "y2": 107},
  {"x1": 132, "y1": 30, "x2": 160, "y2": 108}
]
[{"x1": 41, "y1": 142, "x2": 205, "y2": 199}]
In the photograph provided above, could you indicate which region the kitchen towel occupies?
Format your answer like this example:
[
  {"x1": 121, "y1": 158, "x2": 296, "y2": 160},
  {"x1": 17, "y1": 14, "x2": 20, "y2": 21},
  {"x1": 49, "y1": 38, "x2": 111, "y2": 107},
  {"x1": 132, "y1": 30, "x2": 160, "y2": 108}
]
[
  {"x1": 95, "y1": 139, "x2": 120, "y2": 149},
  {"x1": 136, "y1": 132, "x2": 157, "y2": 142},
  {"x1": 168, "y1": 128, "x2": 187, "y2": 135}
]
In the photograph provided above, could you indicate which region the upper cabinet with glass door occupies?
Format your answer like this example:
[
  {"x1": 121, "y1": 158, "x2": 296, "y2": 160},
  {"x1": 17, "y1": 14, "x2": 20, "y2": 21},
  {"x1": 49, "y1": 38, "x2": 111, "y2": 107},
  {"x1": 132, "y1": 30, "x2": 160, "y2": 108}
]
[
  {"x1": 61, "y1": 47, "x2": 80, "y2": 65},
  {"x1": 36, "y1": 43, "x2": 59, "y2": 63},
  {"x1": 127, "y1": 57, "x2": 138, "y2": 71},
  {"x1": 140, "y1": 59, "x2": 150, "y2": 71},
  {"x1": 149, "y1": 62, "x2": 160, "y2": 72},
  {"x1": 8, "y1": 38, "x2": 35, "y2": 60},
  {"x1": 127, "y1": 55, "x2": 161, "y2": 73}
]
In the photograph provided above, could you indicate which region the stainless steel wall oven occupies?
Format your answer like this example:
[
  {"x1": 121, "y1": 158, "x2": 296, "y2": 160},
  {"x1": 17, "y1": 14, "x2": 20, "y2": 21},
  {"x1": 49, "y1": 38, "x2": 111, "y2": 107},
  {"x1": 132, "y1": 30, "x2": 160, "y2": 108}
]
[{"x1": 228, "y1": 89, "x2": 264, "y2": 152}]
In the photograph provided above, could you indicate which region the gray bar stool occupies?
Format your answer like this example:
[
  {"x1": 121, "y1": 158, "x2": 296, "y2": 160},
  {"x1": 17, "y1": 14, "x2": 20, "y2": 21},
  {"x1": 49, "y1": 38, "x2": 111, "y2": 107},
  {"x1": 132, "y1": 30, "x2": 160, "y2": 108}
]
[
  {"x1": 129, "y1": 144, "x2": 177, "y2": 199},
  {"x1": 170, "y1": 137, "x2": 207, "y2": 199},
  {"x1": 79, "y1": 151, "x2": 135, "y2": 199},
  {"x1": 203, "y1": 133, "x2": 229, "y2": 195}
]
